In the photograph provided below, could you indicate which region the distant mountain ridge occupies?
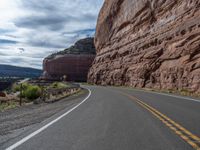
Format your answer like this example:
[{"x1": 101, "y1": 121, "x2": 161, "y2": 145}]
[
  {"x1": 46, "y1": 37, "x2": 96, "y2": 60},
  {"x1": 0, "y1": 64, "x2": 42, "y2": 78}
]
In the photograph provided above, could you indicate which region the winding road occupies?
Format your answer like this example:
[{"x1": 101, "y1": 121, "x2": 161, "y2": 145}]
[{"x1": 4, "y1": 86, "x2": 200, "y2": 150}]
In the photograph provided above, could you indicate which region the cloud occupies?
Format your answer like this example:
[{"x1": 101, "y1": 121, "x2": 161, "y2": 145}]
[
  {"x1": 0, "y1": 0, "x2": 104, "y2": 69},
  {"x1": 0, "y1": 29, "x2": 14, "y2": 34},
  {"x1": 0, "y1": 39, "x2": 18, "y2": 44},
  {"x1": 15, "y1": 0, "x2": 101, "y2": 31},
  {"x1": 63, "y1": 29, "x2": 95, "y2": 37},
  {"x1": 0, "y1": 51, "x2": 8, "y2": 56},
  {"x1": 14, "y1": 15, "x2": 68, "y2": 31}
]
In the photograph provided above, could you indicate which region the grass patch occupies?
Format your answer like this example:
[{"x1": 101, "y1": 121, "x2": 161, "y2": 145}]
[
  {"x1": 50, "y1": 82, "x2": 70, "y2": 89},
  {"x1": 0, "y1": 101, "x2": 18, "y2": 111}
]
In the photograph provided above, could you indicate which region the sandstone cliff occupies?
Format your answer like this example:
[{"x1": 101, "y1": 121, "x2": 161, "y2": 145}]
[
  {"x1": 88, "y1": 0, "x2": 200, "y2": 94},
  {"x1": 43, "y1": 38, "x2": 95, "y2": 81}
]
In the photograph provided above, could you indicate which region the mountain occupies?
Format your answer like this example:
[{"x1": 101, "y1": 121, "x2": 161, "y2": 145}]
[
  {"x1": 0, "y1": 64, "x2": 42, "y2": 78},
  {"x1": 42, "y1": 37, "x2": 96, "y2": 81},
  {"x1": 46, "y1": 37, "x2": 96, "y2": 60},
  {"x1": 88, "y1": 0, "x2": 200, "y2": 94}
]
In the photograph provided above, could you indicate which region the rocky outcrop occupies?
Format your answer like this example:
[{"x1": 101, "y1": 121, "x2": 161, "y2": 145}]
[
  {"x1": 42, "y1": 38, "x2": 95, "y2": 81},
  {"x1": 88, "y1": 0, "x2": 200, "y2": 94}
]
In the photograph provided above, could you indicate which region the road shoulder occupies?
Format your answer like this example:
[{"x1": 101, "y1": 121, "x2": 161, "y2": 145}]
[{"x1": 0, "y1": 88, "x2": 88, "y2": 149}]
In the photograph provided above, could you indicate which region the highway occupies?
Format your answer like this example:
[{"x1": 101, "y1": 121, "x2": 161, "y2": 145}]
[{"x1": 5, "y1": 86, "x2": 200, "y2": 150}]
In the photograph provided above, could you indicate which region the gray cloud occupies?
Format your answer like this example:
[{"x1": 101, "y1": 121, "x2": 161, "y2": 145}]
[
  {"x1": 0, "y1": 39, "x2": 18, "y2": 44},
  {"x1": 15, "y1": 0, "x2": 100, "y2": 31},
  {"x1": 0, "y1": 51, "x2": 8, "y2": 56},
  {"x1": 15, "y1": 14, "x2": 97, "y2": 31},
  {"x1": 15, "y1": 15, "x2": 69, "y2": 31},
  {"x1": 63, "y1": 29, "x2": 95, "y2": 35},
  {"x1": 0, "y1": 29, "x2": 14, "y2": 34}
]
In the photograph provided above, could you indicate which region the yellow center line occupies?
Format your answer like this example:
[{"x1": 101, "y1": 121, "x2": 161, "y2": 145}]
[
  {"x1": 137, "y1": 97, "x2": 200, "y2": 142},
  {"x1": 120, "y1": 92, "x2": 200, "y2": 150}
]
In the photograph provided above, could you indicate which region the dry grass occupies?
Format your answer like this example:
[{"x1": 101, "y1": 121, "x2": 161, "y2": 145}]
[{"x1": 0, "y1": 101, "x2": 18, "y2": 111}]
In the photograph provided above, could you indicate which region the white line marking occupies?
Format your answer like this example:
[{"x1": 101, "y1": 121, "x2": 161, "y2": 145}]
[
  {"x1": 150, "y1": 91, "x2": 200, "y2": 103},
  {"x1": 6, "y1": 89, "x2": 91, "y2": 150},
  {"x1": 125, "y1": 88, "x2": 200, "y2": 103}
]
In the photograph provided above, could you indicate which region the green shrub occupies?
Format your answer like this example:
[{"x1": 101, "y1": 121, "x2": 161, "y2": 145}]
[
  {"x1": 51, "y1": 82, "x2": 59, "y2": 88},
  {"x1": 12, "y1": 84, "x2": 20, "y2": 92},
  {"x1": 22, "y1": 83, "x2": 29, "y2": 90},
  {"x1": 50, "y1": 82, "x2": 69, "y2": 89},
  {"x1": 24, "y1": 85, "x2": 41, "y2": 100},
  {"x1": 12, "y1": 83, "x2": 29, "y2": 92}
]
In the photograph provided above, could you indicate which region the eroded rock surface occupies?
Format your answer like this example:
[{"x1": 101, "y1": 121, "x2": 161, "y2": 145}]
[
  {"x1": 88, "y1": 0, "x2": 200, "y2": 94},
  {"x1": 42, "y1": 38, "x2": 95, "y2": 81}
]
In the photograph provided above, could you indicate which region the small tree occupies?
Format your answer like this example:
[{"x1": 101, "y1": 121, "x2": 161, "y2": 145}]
[{"x1": 24, "y1": 85, "x2": 41, "y2": 100}]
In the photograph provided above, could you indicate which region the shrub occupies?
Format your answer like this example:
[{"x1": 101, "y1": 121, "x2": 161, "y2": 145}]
[
  {"x1": 12, "y1": 83, "x2": 29, "y2": 92},
  {"x1": 24, "y1": 85, "x2": 41, "y2": 100},
  {"x1": 50, "y1": 82, "x2": 69, "y2": 89},
  {"x1": 22, "y1": 83, "x2": 29, "y2": 90},
  {"x1": 51, "y1": 82, "x2": 59, "y2": 88},
  {"x1": 12, "y1": 84, "x2": 20, "y2": 92}
]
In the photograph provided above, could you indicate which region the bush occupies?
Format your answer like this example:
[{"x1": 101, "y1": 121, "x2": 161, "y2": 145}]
[
  {"x1": 12, "y1": 83, "x2": 29, "y2": 92},
  {"x1": 50, "y1": 82, "x2": 69, "y2": 89},
  {"x1": 51, "y1": 82, "x2": 59, "y2": 88},
  {"x1": 12, "y1": 84, "x2": 20, "y2": 92},
  {"x1": 22, "y1": 83, "x2": 29, "y2": 90},
  {"x1": 24, "y1": 85, "x2": 41, "y2": 100}
]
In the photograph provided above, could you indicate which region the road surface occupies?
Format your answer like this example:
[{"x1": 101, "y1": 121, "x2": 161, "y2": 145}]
[{"x1": 4, "y1": 86, "x2": 200, "y2": 150}]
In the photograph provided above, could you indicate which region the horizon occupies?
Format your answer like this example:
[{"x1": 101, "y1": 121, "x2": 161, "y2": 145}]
[{"x1": 0, "y1": 0, "x2": 103, "y2": 69}]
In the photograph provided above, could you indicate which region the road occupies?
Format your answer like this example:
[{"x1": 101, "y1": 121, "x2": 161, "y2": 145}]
[{"x1": 4, "y1": 86, "x2": 200, "y2": 150}]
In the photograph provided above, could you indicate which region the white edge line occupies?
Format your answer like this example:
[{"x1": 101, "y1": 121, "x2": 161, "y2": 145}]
[
  {"x1": 5, "y1": 88, "x2": 91, "y2": 150},
  {"x1": 151, "y1": 91, "x2": 200, "y2": 103},
  {"x1": 126, "y1": 88, "x2": 200, "y2": 103}
]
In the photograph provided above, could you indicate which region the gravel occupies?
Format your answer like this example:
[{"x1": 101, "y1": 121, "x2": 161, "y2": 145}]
[{"x1": 0, "y1": 89, "x2": 87, "y2": 147}]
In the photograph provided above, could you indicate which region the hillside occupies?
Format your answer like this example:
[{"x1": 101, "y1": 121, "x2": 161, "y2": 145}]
[
  {"x1": 46, "y1": 37, "x2": 96, "y2": 60},
  {"x1": 0, "y1": 64, "x2": 42, "y2": 78},
  {"x1": 88, "y1": 0, "x2": 200, "y2": 94}
]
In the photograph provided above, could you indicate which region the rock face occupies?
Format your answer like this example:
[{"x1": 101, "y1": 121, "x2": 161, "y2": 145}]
[
  {"x1": 43, "y1": 38, "x2": 95, "y2": 81},
  {"x1": 88, "y1": 0, "x2": 200, "y2": 94}
]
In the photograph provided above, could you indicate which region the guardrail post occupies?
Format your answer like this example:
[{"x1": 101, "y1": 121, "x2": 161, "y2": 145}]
[{"x1": 19, "y1": 83, "x2": 22, "y2": 106}]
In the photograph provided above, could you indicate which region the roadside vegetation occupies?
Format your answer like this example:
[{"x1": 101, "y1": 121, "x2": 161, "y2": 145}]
[
  {"x1": 0, "y1": 101, "x2": 18, "y2": 111},
  {"x1": 13, "y1": 83, "x2": 42, "y2": 101},
  {"x1": 49, "y1": 82, "x2": 70, "y2": 89},
  {"x1": 0, "y1": 81, "x2": 81, "y2": 111}
]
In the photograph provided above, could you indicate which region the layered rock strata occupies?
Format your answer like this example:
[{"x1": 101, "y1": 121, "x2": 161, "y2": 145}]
[
  {"x1": 88, "y1": 0, "x2": 200, "y2": 94},
  {"x1": 43, "y1": 38, "x2": 95, "y2": 81}
]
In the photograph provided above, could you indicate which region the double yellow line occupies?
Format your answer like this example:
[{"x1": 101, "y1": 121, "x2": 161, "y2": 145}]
[{"x1": 122, "y1": 92, "x2": 200, "y2": 150}]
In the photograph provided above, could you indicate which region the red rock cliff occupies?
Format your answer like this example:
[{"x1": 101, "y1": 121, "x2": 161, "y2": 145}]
[
  {"x1": 88, "y1": 0, "x2": 200, "y2": 94},
  {"x1": 43, "y1": 38, "x2": 95, "y2": 81}
]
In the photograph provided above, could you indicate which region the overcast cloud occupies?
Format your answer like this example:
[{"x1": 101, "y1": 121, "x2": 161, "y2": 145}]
[{"x1": 0, "y1": 0, "x2": 103, "y2": 69}]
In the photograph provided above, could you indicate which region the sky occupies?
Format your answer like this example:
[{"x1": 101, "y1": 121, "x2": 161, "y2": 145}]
[{"x1": 0, "y1": 0, "x2": 103, "y2": 69}]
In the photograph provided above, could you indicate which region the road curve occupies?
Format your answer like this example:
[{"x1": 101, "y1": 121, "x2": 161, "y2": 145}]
[{"x1": 5, "y1": 86, "x2": 200, "y2": 150}]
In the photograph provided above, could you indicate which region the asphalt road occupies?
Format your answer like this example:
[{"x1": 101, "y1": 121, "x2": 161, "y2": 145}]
[{"x1": 4, "y1": 86, "x2": 200, "y2": 150}]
